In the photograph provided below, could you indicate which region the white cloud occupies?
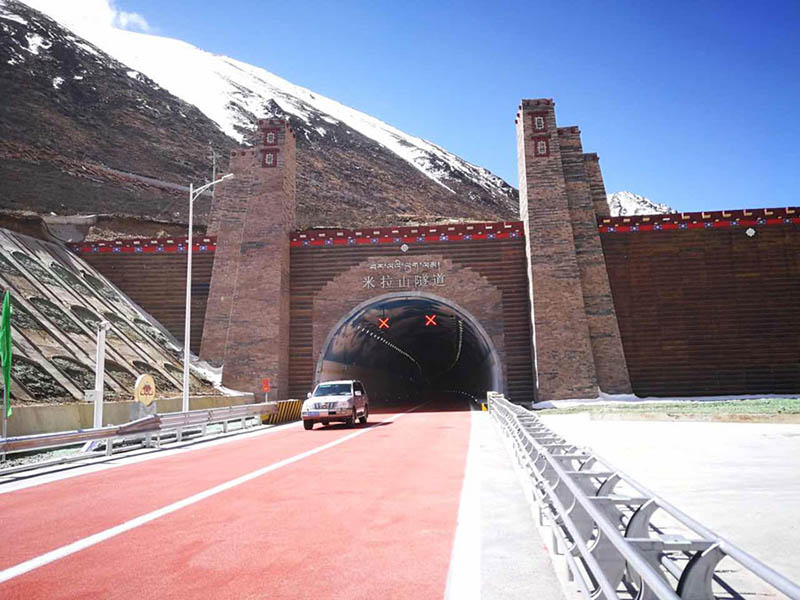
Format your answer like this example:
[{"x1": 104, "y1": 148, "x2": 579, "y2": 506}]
[
  {"x1": 20, "y1": 0, "x2": 151, "y2": 37},
  {"x1": 115, "y1": 10, "x2": 151, "y2": 32}
]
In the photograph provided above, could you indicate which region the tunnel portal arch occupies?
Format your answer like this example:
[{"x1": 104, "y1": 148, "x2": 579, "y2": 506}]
[{"x1": 314, "y1": 291, "x2": 504, "y2": 404}]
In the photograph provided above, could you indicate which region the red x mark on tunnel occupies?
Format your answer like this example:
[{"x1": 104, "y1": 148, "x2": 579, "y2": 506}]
[
  {"x1": 424, "y1": 314, "x2": 437, "y2": 327},
  {"x1": 378, "y1": 317, "x2": 390, "y2": 329}
]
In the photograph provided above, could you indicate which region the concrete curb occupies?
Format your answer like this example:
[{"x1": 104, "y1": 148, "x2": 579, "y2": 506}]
[{"x1": 588, "y1": 412, "x2": 800, "y2": 424}]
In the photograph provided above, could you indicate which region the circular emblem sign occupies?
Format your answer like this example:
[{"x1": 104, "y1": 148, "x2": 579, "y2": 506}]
[{"x1": 134, "y1": 374, "x2": 157, "y2": 406}]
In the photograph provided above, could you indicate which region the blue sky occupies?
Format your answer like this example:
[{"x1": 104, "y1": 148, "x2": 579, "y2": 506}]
[{"x1": 118, "y1": 1, "x2": 798, "y2": 212}]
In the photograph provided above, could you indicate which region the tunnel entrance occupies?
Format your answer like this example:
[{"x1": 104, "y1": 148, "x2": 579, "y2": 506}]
[{"x1": 315, "y1": 293, "x2": 501, "y2": 409}]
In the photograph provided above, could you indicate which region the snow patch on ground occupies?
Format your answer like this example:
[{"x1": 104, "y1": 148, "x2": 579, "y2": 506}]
[
  {"x1": 0, "y1": 9, "x2": 26, "y2": 24},
  {"x1": 25, "y1": 32, "x2": 49, "y2": 54},
  {"x1": 532, "y1": 392, "x2": 800, "y2": 410},
  {"x1": 51, "y1": 75, "x2": 63, "y2": 89},
  {"x1": 74, "y1": 40, "x2": 100, "y2": 57},
  {"x1": 189, "y1": 359, "x2": 248, "y2": 397}
]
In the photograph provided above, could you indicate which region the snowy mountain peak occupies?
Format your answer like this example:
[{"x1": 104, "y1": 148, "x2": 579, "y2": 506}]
[
  {"x1": 607, "y1": 191, "x2": 674, "y2": 217},
  {"x1": 16, "y1": 0, "x2": 514, "y2": 206}
]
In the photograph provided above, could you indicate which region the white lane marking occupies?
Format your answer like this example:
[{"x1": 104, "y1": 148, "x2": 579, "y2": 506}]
[
  {"x1": 444, "y1": 407, "x2": 482, "y2": 600},
  {"x1": 0, "y1": 407, "x2": 420, "y2": 584},
  {"x1": 0, "y1": 419, "x2": 303, "y2": 495}
]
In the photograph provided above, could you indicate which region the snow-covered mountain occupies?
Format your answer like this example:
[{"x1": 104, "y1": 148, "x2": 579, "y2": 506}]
[
  {"x1": 11, "y1": 0, "x2": 516, "y2": 223},
  {"x1": 607, "y1": 191, "x2": 674, "y2": 217}
]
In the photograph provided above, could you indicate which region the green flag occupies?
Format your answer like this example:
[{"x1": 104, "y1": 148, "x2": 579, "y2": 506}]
[{"x1": 1, "y1": 290, "x2": 11, "y2": 418}]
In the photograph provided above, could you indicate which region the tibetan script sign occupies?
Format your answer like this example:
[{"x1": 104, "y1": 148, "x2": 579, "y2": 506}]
[{"x1": 369, "y1": 259, "x2": 441, "y2": 273}]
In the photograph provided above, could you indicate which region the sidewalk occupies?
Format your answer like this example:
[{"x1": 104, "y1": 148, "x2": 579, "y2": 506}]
[{"x1": 447, "y1": 409, "x2": 564, "y2": 600}]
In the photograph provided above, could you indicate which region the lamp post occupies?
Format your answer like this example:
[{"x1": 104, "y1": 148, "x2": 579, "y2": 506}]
[
  {"x1": 93, "y1": 320, "x2": 111, "y2": 428},
  {"x1": 183, "y1": 173, "x2": 233, "y2": 413}
]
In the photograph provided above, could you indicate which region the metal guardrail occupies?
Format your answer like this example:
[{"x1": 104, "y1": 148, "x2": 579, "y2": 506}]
[
  {"x1": 0, "y1": 402, "x2": 277, "y2": 471},
  {"x1": 487, "y1": 391, "x2": 800, "y2": 600},
  {"x1": 0, "y1": 415, "x2": 160, "y2": 455},
  {"x1": 157, "y1": 403, "x2": 276, "y2": 442}
]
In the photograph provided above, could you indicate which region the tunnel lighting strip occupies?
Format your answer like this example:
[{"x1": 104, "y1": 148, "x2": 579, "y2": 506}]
[
  {"x1": 356, "y1": 325, "x2": 422, "y2": 374},
  {"x1": 445, "y1": 319, "x2": 463, "y2": 373},
  {"x1": 426, "y1": 319, "x2": 464, "y2": 384}
]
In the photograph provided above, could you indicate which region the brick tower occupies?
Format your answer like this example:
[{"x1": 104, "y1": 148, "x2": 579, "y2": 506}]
[
  {"x1": 516, "y1": 99, "x2": 631, "y2": 400},
  {"x1": 201, "y1": 119, "x2": 296, "y2": 398}
]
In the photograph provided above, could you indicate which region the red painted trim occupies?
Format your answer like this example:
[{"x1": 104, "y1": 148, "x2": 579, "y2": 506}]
[
  {"x1": 290, "y1": 220, "x2": 525, "y2": 249},
  {"x1": 261, "y1": 148, "x2": 280, "y2": 168},
  {"x1": 598, "y1": 210, "x2": 800, "y2": 234},
  {"x1": 67, "y1": 236, "x2": 217, "y2": 254},
  {"x1": 531, "y1": 112, "x2": 548, "y2": 132},
  {"x1": 531, "y1": 136, "x2": 550, "y2": 157},
  {"x1": 261, "y1": 128, "x2": 280, "y2": 146}
]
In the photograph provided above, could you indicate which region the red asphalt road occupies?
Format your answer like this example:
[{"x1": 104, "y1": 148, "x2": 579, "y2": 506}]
[{"x1": 0, "y1": 400, "x2": 471, "y2": 599}]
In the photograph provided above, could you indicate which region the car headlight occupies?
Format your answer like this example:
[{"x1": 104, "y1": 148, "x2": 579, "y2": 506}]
[{"x1": 338, "y1": 400, "x2": 352, "y2": 409}]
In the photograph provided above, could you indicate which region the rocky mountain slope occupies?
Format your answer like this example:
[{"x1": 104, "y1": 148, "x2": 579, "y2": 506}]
[
  {"x1": 607, "y1": 191, "x2": 674, "y2": 216},
  {"x1": 1, "y1": 0, "x2": 518, "y2": 230}
]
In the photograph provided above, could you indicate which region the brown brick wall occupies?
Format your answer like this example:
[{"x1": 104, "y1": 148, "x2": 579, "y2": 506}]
[
  {"x1": 602, "y1": 225, "x2": 800, "y2": 396},
  {"x1": 584, "y1": 153, "x2": 611, "y2": 219},
  {"x1": 78, "y1": 250, "x2": 214, "y2": 354},
  {"x1": 288, "y1": 236, "x2": 534, "y2": 403},
  {"x1": 558, "y1": 127, "x2": 631, "y2": 394}
]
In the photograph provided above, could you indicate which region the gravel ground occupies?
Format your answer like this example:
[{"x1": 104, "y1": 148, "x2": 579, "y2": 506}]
[{"x1": 538, "y1": 397, "x2": 800, "y2": 416}]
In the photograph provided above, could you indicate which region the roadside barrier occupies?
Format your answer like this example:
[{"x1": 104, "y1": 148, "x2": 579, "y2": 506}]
[
  {"x1": 487, "y1": 391, "x2": 800, "y2": 600},
  {"x1": 263, "y1": 399, "x2": 302, "y2": 425},
  {"x1": 1, "y1": 402, "x2": 277, "y2": 475}
]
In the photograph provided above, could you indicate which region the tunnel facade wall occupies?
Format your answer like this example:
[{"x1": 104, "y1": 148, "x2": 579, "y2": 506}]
[
  {"x1": 289, "y1": 222, "x2": 535, "y2": 403},
  {"x1": 600, "y1": 208, "x2": 800, "y2": 397}
]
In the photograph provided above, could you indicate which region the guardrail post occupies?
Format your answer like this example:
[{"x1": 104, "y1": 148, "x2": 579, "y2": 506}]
[{"x1": 676, "y1": 545, "x2": 725, "y2": 600}]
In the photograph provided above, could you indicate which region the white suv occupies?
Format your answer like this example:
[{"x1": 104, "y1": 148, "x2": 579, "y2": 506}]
[{"x1": 302, "y1": 380, "x2": 369, "y2": 430}]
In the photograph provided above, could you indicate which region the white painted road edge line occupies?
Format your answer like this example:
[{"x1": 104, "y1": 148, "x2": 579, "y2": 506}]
[
  {"x1": 444, "y1": 407, "x2": 482, "y2": 600},
  {"x1": 0, "y1": 406, "x2": 421, "y2": 585}
]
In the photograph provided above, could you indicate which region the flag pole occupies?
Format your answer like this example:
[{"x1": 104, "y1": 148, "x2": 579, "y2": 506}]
[
  {"x1": 0, "y1": 289, "x2": 9, "y2": 461},
  {"x1": 1, "y1": 386, "x2": 6, "y2": 461}
]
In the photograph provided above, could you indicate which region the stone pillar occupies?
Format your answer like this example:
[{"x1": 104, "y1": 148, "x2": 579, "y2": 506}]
[
  {"x1": 200, "y1": 155, "x2": 248, "y2": 366},
  {"x1": 516, "y1": 99, "x2": 597, "y2": 400},
  {"x1": 584, "y1": 153, "x2": 611, "y2": 218},
  {"x1": 558, "y1": 128, "x2": 631, "y2": 394},
  {"x1": 201, "y1": 119, "x2": 296, "y2": 398}
]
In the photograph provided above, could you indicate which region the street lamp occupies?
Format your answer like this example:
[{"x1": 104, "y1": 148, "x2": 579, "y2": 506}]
[{"x1": 183, "y1": 173, "x2": 233, "y2": 412}]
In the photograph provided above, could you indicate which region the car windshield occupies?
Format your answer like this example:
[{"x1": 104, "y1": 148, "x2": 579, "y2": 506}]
[{"x1": 313, "y1": 383, "x2": 352, "y2": 396}]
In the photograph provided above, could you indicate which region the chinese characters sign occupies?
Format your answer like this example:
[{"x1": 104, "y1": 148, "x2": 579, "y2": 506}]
[
  {"x1": 362, "y1": 258, "x2": 447, "y2": 290},
  {"x1": 363, "y1": 272, "x2": 446, "y2": 290}
]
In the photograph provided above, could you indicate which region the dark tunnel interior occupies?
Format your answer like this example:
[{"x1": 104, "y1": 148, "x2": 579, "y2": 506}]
[{"x1": 317, "y1": 296, "x2": 499, "y2": 409}]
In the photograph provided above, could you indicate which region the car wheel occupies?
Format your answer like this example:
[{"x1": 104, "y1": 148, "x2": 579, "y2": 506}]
[
  {"x1": 303, "y1": 420, "x2": 314, "y2": 430},
  {"x1": 359, "y1": 404, "x2": 368, "y2": 424},
  {"x1": 346, "y1": 408, "x2": 355, "y2": 428},
  {"x1": 322, "y1": 420, "x2": 329, "y2": 426}
]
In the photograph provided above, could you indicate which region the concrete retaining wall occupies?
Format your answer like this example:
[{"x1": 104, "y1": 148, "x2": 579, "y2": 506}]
[{"x1": 8, "y1": 394, "x2": 254, "y2": 437}]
